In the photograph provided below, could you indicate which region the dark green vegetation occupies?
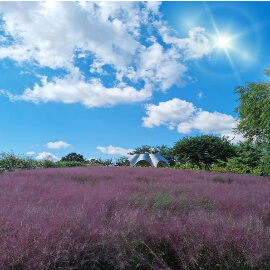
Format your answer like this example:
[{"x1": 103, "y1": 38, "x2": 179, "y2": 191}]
[
  {"x1": 234, "y1": 63, "x2": 270, "y2": 172},
  {"x1": 0, "y1": 139, "x2": 267, "y2": 175},
  {"x1": 61, "y1": 152, "x2": 86, "y2": 162},
  {"x1": 173, "y1": 135, "x2": 236, "y2": 170}
]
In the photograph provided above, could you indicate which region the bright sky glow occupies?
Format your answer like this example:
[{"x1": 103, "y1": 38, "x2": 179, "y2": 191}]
[
  {"x1": 214, "y1": 35, "x2": 233, "y2": 49},
  {"x1": 0, "y1": 1, "x2": 269, "y2": 161}
]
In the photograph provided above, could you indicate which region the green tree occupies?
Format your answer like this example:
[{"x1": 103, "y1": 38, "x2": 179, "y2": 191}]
[
  {"x1": 129, "y1": 145, "x2": 157, "y2": 154},
  {"x1": 88, "y1": 158, "x2": 113, "y2": 166},
  {"x1": 115, "y1": 156, "x2": 129, "y2": 166},
  {"x1": 226, "y1": 141, "x2": 264, "y2": 171},
  {"x1": 234, "y1": 63, "x2": 270, "y2": 173},
  {"x1": 234, "y1": 81, "x2": 270, "y2": 144},
  {"x1": 173, "y1": 135, "x2": 236, "y2": 170},
  {"x1": 61, "y1": 152, "x2": 85, "y2": 163},
  {"x1": 155, "y1": 144, "x2": 175, "y2": 166},
  {"x1": 234, "y1": 62, "x2": 270, "y2": 144}
]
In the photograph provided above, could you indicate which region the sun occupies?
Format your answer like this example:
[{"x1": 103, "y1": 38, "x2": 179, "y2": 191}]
[
  {"x1": 216, "y1": 36, "x2": 230, "y2": 48},
  {"x1": 214, "y1": 35, "x2": 233, "y2": 50}
]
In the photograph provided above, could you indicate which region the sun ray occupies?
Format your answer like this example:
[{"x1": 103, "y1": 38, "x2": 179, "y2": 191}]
[{"x1": 203, "y1": 2, "x2": 242, "y2": 84}]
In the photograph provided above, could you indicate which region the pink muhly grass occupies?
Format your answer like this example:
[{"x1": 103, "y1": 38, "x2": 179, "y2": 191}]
[{"x1": 1, "y1": 167, "x2": 270, "y2": 269}]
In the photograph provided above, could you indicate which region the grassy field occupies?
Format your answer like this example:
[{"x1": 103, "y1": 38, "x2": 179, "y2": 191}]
[{"x1": 1, "y1": 166, "x2": 270, "y2": 269}]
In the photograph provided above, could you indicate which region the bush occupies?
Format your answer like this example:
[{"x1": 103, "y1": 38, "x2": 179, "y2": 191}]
[
  {"x1": 0, "y1": 152, "x2": 88, "y2": 172},
  {"x1": 0, "y1": 152, "x2": 43, "y2": 172}
]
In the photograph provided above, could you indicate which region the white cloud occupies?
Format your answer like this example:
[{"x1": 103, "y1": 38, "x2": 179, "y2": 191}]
[
  {"x1": 0, "y1": 2, "x2": 212, "y2": 108},
  {"x1": 179, "y1": 110, "x2": 237, "y2": 134},
  {"x1": 142, "y1": 98, "x2": 242, "y2": 142},
  {"x1": 135, "y1": 43, "x2": 187, "y2": 91},
  {"x1": 158, "y1": 26, "x2": 212, "y2": 60},
  {"x1": 0, "y1": 35, "x2": 7, "y2": 42},
  {"x1": 9, "y1": 74, "x2": 152, "y2": 108},
  {"x1": 97, "y1": 145, "x2": 133, "y2": 156},
  {"x1": 142, "y1": 98, "x2": 196, "y2": 129},
  {"x1": 26, "y1": 151, "x2": 35, "y2": 155},
  {"x1": 46, "y1": 141, "x2": 71, "y2": 149},
  {"x1": 35, "y1": 152, "x2": 59, "y2": 162},
  {"x1": 20, "y1": 71, "x2": 30, "y2": 75}
]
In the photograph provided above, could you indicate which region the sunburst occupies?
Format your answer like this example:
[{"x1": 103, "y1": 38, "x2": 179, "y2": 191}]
[{"x1": 214, "y1": 35, "x2": 233, "y2": 49}]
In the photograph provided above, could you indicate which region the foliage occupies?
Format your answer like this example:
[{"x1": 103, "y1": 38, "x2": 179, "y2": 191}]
[
  {"x1": 134, "y1": 160, "x2": 152, "y2": 167},
  {"x1": 234, "y1": 64, "x2": 270, "y2": 173},
  {"x1": 115, "y1": 156, "x2": 129, "y2": 166},
  {"x1": 0, "y1": 152, "x2": 42, "y2": 172},
  {"x1": 0, "y1": 152, "x2": 89, "y2": 172},
  {"x1": 172, "y1": 162, "x2": 200, "y2": 171},
  {"x1": 155, "y1": 144, "x2": 175, "y2": 166},
  {"x1": 234, "y1": 81, "x2": 270, "y2": 144},
  {"x1": 173, "y1": 135, "x2": 236, "y2": 170},
  {"x1": 227, "y1": 141, "x2": 264, "y2": 170},
  {"x1": 1, "y1": 166, "x2": 270, "y2": 269},
  {"x1": 60, "y1": 152, "x2": 85, "y2": 163},
  {"x1": 129, "y1": 144, "x2": 157, "y2": 154},
  {"x1": 88, "y1": 158, "x2": 113, "y2": 166}
]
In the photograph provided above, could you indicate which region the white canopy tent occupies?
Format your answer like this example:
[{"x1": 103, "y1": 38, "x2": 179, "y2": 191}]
[{"x1": 128, "y1": 153, "x2": 170, "y2": 168}]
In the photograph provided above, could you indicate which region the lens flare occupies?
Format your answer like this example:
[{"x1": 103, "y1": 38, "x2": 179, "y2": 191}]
[{"x1": 216, "y1": 36, "x2": 231, "y2": 48}]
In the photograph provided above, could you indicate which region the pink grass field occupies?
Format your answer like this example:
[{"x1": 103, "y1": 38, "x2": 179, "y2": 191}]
[{"x1": 1, "y1": 166, "x2": 270, "y2": 269}]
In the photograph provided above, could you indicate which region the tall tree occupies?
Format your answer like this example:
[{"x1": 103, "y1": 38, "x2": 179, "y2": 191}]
[
  {"x1": 234, "y1": 63, "x2": 270, "y2": 144},
  {"x1": 173, "y1": 135, "x2": 236, "y2": 170},
  {"x1": 234, "y1": 81, "x2": 270, "y2": 144}
]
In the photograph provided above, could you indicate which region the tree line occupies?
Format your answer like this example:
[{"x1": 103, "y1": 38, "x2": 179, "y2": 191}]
[{"x1": 51, "y1": 135, "x2": 265, "y2": 175}]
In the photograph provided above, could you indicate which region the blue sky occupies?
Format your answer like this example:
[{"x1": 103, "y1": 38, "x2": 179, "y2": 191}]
[{"x1": 0, "y1": 1, "x2": 269, "y2": 161}]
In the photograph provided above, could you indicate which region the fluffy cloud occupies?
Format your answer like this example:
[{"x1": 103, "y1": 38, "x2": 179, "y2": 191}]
[
  {"x1": 0, "y1": 2, "x2": 211, "y2": 107},
  {"x1": 26, "y1": 151, "x2": 35, "y2": 155},
  {"x1": 97, "y1": 145, "x2": 133, "y2": 156},
  {"x1": 35, "y1": 152, "x2": 59, "y2": 162},
  {"x1": 46, "y1": 141, "x2": 71, "y2": 149},
  {"x1": 143, "y1": 98, "x2": 196, "y2": 129},
  {"x1": 158, "y1": 26, "x2": 212, "y2": 60},
  {"x1": 9, "y1": 74, "x2": 152, "y2": 108},
  {"x1": 142, "y1": 98, "x2": 241, "y2": 142}
]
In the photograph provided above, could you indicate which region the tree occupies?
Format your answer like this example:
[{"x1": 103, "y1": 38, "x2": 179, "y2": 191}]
[
  {"x1": 234, "y1": 63, "x2": 270, "y2": 172},
  {"x1": 234, "y1": 81, "x2": 270, "y2": 144},
  {"x1": 115, "y1": 156, "x2": 129, "y2": 166},
  {"x1": 234, "y1": 62, "x2": 270, "y2": 144},
  {"x1": 61, "y1": 152, "x2": 85, "y2": 163},
  {"x1": 226, "y1": 141, "x2": 264, "y2": 171},
  {"x1": 155, "y1": 144, "x2": 175, "y2": 166},
  {"x1": 173, "y1": 135, "x2": 236, "y2": 170},
  {"x1": 129, "y1": 145, "x2": 157, "y2": 154},
  {"x1": 88, "y1": 158, "x2": 113, "y2": 166}
]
